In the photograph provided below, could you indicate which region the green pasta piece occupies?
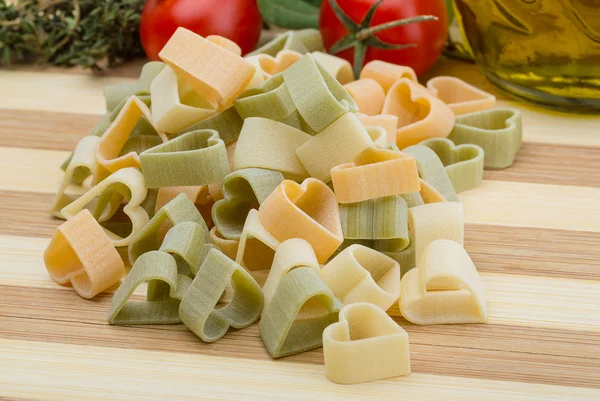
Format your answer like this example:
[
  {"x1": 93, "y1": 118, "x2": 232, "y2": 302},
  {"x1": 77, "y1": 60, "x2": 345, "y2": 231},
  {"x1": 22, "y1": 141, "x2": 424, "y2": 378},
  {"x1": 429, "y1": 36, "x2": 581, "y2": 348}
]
[
  {"x1": 119, "y1": 135, "x2": 162, "y2": 156},
  {"x1": 60, "y1": 95, "x2": 153, "y2": 172},
  {"x1": 159, "y1": 222, "x2": 211, "y2": 276},
  {"x1": 402, "y1": 145, "x2": 459, "y2": 202},
  {"x1": 212, "y1": 168, "x2": 284, "y2": 240},
  {"x1": 420, "y1": 137, "x2": 485, "y2": 193},
  {"x1": 140, "y1": 189, "x2": 158, "y2": 219},
  {"x1": 259, "y1": 267, "x2": 342, "y2": 358},
  {"x1": 179, "y1": 248, "x2": 264, "y2": 343},
  {"x1": 177, "y1": 107, "x2": 243, "y2": 145},
  {"x1": 449, "y1": 107, "x2": 522, "y2": 169},
  {"x1": 339, "y1": 195, "x2": 409, "y2": 252},
  {"x1": 247, "y1": 29, "x2": 323, "y2": 57},
  {"x1": 108, "y1": 250, "x2": 192, "y2": 325},
  {"x1": 282, "y1": 54, "x2": 358, "y2": 133},
  {"x1": 104, "y1": 61, "x2": 166, "y2": 111},
  {"x1": 140, "y1": 129, "x2": 230, "y2": 188},
  {"x1": 128, "y1": 193, "x2": 209, "y2": 265},
  {"x1": 234, "y1": 74, "x2": 303, "y2": 129},
  {"x1": 400, "y1": 192, "x2": 425, "y2": 208}
]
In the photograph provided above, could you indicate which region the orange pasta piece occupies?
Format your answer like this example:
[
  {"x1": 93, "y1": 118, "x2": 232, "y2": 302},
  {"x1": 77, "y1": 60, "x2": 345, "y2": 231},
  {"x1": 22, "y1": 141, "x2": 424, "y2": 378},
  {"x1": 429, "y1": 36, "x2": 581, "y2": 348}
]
[
  {"x1": 418, "y1": 178, "x2": 446, "y2": 204},
  {"x1": 360, "y1": 60, "x2": 417, "y2": 93},
  {"x1": 44, "y1": 209, "x2": 125, "y2": 299},
  {"x1": 356, "y1": 113, "x2": 398, "y2": 144},
  {"x1": 210, "y1": 226, "x2": 240, "y2": 260},
  {"x1": 96, "y1": 96, "x2": 166, "y2": 182},
  {"x1": 382, "y1": 79, "x2": 455, "y2": 149},
  {"x1": 343, "y1": 79, "x2": 385, "y2": 116},
  {"x1": 427, "y1": 76, "x2": 496, "y2": 116},
  {"x1": 247, "y1": 50, "x2": 303, "y2": 78},
  {"x1": 258, "y1": 178, "x2": 343, "y2": 263},
  {"x1": 206, "y1": 35, "x2": 242, "y2": 56},
  {"x1": 331, "y1": 148, "x2": 420, "y2": 203},
  {"x1": 159, "y1": 27, "x2": 256, "y2": 108}
]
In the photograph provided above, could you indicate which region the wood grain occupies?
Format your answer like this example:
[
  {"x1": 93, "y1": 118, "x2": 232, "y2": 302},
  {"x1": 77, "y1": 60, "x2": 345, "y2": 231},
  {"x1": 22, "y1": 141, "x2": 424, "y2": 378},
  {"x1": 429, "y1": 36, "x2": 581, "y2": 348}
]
[
  {"x1": 3, "y1": 340, "x2": 598, "y2": 401},
  {"x1": 1, "y1": 286, "x2": 599, "y2": 388}
]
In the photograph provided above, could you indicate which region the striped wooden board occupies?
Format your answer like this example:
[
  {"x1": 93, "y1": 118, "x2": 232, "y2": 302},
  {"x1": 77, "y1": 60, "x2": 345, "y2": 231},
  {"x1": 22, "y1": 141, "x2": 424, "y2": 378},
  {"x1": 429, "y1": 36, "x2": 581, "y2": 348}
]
[{"x1": 1, "y1": 56, "x2": 599, "y2": 401}]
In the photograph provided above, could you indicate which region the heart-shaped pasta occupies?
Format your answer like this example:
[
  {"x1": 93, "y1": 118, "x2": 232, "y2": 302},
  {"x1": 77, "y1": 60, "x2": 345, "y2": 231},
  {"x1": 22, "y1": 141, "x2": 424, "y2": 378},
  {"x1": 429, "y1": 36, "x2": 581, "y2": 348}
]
[
  {"x1": 258, "y1": 178, "x2": 343, "y2": 263},
  {"x1": 331, "y1": 148, "x2": 420, "y2": 203},
  {"x1": 139, "y1": 129, "x2": 230, "y2": 188},
  {"x1": 321, "y1": 245, "x2": 401, "y2": 311},
  {"x1": 179, "y1": 248, "x2": 264, "y2": 342},
  {"x1": 60, "y1": 167, "x2": 149, "y2": 247},
  {"x1": 382, "y1": 78, "x2": 455, "y2": 149},
  {"x1": 44, "y1": 209, "x2": 125, "y2": 299},
  {"x1": 212, "y1": 168, "x2": 284, "y2": 240},
  {"x1": 400, "y1": 239, "x2": 487, "y2": 325},
  {"x1": 420, "y1": 137, "x2": 485, "y2": 193},
  {"x1": 360, "y1": 60, "x2": 417, "y2": 93},
  {"x1": 427, "y1": 76, "x2": 496, "y2": 116},
  {"x1": 402, "y1": 144, "x2": 459, "y2": 202},
  {"x1": 159, "y1": 27, "x2": 256, "y2": 108},
  {"x1": 259, "y1": 267, "x2": 342, "y2": 358},
  {"x1": 96, "y1": 96, "x2": 166, "y2": 183},
  {"x1": 323, "y1": 302, "x2": 410, "y2": 384},
  {"x1": 449, "y1": 108, "x2": 523, "y2": 169}
]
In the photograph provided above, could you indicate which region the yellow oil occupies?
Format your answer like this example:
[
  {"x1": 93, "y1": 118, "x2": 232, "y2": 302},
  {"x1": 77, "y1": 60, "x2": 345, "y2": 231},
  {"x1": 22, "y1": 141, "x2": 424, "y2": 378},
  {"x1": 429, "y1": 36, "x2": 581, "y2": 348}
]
[{"x1": 454, "y1": 0, "x2": 600, "y2": 111}]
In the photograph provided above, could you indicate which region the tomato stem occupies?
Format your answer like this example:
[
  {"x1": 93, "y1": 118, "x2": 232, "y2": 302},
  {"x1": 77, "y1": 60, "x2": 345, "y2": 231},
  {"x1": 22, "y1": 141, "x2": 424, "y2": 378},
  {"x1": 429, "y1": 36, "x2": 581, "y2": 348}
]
[{"x1": 355, "y1": 15, "x2": 438, "y2": 40}]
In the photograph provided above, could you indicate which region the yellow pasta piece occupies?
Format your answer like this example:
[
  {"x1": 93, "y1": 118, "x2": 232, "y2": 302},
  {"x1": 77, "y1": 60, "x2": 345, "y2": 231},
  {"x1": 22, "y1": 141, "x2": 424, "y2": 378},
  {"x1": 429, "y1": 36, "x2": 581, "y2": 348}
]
[
  {"x1": 323, "y1": 302, "x2": 410, "y2": 384},
  {"x1": 320, "y1": 245, "x2": 400, "y2": 311},
  {"x1": 246, "y1": 50, "x2": 303, "y2": 78},
  {"x1": 408, "y1": 202, "x2": 464, "y2": 264},
  {"x1": 356, "y1": 113, "x2": 398, "y2": 144},
  {"x1": 233, "y1": 117, "x2": 311, "y2": 181},
  {"x1": 365, "y1": 126, "x2": 388, "y2": 148},
  {"x1": 61, "y1": 167, "x2": 149, "y2": 247},
  {"x1": 206, "y1": 35, "x2": 242, "y2": 55},
  {"x1": 150, "y1": 66, "x2": 217, "y2": 134},
  {"x1": 382, "y1": 79, "x2": 455, "y2": 149},
  {"x1": 400, "y1": 239, "x2": 487, "y2": 325},
  {"x1": 360, "y1": 60, "x2": 417, "y2": 93},
  {"x1": 51, "y1": 136, "x2": 99, "y2": 218},
  {"x1": 296, "y1": 113, "x2": 374, "y2": 183},
  {"x1": 159, "y1": 27, "x2": 256, "y2": 108},
  {"x1": 331, "y1": 148, "x2": 420, "y2": 204},
  {"x1": 242, "y1": 57, "x2": 267, "y2": 91},
  {"x1": 96, "y1": 96, "x2": 166, "y2": 183},
  {"x1": 258, "y1": 178, "x2": 343, "y2": 263},
  {"x1": 427, "y1": 76, "x2": 496, "y2": 116},
  {"x1": 235, "y1": 209, "x2": 281, "y2": 277},
  {"x1": 418, "y1": 178, "x2": 446, "y2": 204},
  {"x1": 262, "y1": 238, "x2": 320, "y2": 311},
  {"x1": 209, "y1": 227, "x2": 239, "y2": 260},
  {"x1": 44, "y1": 209, "x2": 125, "y2": 299},
  {"x1": 311, "y1": 51, "x2": 354, "y2": 84},
  {"x1": 343, "y1": 79, "x2": 385, "y2": 116}
]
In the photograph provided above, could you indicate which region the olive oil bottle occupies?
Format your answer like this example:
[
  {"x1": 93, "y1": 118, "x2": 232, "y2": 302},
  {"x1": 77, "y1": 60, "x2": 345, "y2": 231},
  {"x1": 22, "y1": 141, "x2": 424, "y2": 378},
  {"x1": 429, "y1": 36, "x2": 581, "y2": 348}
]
[{"x1": 454, "y1": 0, "x2": 600, "y2": 111}]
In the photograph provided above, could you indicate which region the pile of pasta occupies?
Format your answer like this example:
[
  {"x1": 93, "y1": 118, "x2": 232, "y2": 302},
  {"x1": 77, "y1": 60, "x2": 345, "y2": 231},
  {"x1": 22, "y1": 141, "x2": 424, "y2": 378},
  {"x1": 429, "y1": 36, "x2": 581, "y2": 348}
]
[{"x1": 44, "y1": 28, "x2": 523, "y2": 384}]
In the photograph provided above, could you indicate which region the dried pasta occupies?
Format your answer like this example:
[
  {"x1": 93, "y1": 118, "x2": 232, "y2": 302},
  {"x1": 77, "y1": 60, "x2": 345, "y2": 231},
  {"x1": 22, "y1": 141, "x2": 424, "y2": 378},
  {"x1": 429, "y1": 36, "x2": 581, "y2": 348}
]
[
  {"x1": 44, "y1": 209, "x2": 125, "y2": 299},
  {"x1": 427, "y1": 76, "x2": 496, "y2": 116},
  {"x1": 400, "y1": 239, "x2": 487, "y2": 325},
  {"x1": 402, "y1": 144, "x2": 459, "y2": 202},
  {"x1": 259, "y1": 267, "x2": 342, "y2": 358},
  {"x1": 330, "y1": 148, "x2": 420, "y2": 203},
  {"x1": 359, "y1": 60, "x2": 417, "y2": 92},
  {"x1": 159, "y1": 27, "x2": 256, "y2": 107},
  {"x1": 343, "y1": 79, "x2": 385, "y2": 116},
  {"x1": 323, "y1": 302, "x2": 410, "y2": 384},
  {"x1": 179, "y1": 248, "x2": 264, "y2": 342},
  {"x1": 258, "y1": 178, "x2": 343, "y2": 263},
  {"x1": 320, "y1": 245, "x2": 400, "y2": 311}
]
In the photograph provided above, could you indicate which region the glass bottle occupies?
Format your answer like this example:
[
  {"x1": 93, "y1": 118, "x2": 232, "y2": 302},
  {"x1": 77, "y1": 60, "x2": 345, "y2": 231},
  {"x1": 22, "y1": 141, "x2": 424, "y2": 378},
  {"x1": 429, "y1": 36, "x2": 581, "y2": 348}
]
[{"x1": 453, "y1": 0, "x2": 600, "y2": 111}]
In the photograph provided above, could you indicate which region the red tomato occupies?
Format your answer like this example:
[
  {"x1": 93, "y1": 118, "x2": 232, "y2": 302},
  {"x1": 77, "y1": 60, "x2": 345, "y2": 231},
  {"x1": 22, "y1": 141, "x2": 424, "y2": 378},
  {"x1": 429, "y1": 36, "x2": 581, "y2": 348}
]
[
  {"x1": 140, "y1": 0, "x2": 263, "y2": 60},
  {"x1": 319, "y1": 0, "x2": 448, "y2": 76}
]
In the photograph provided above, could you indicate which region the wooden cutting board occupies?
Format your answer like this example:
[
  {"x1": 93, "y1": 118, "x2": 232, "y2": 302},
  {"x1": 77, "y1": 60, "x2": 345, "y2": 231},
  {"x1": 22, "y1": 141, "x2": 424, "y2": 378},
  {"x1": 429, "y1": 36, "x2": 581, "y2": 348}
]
[{"x1": 0, "y1": 57, "x2": 599, "y2": 400}]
